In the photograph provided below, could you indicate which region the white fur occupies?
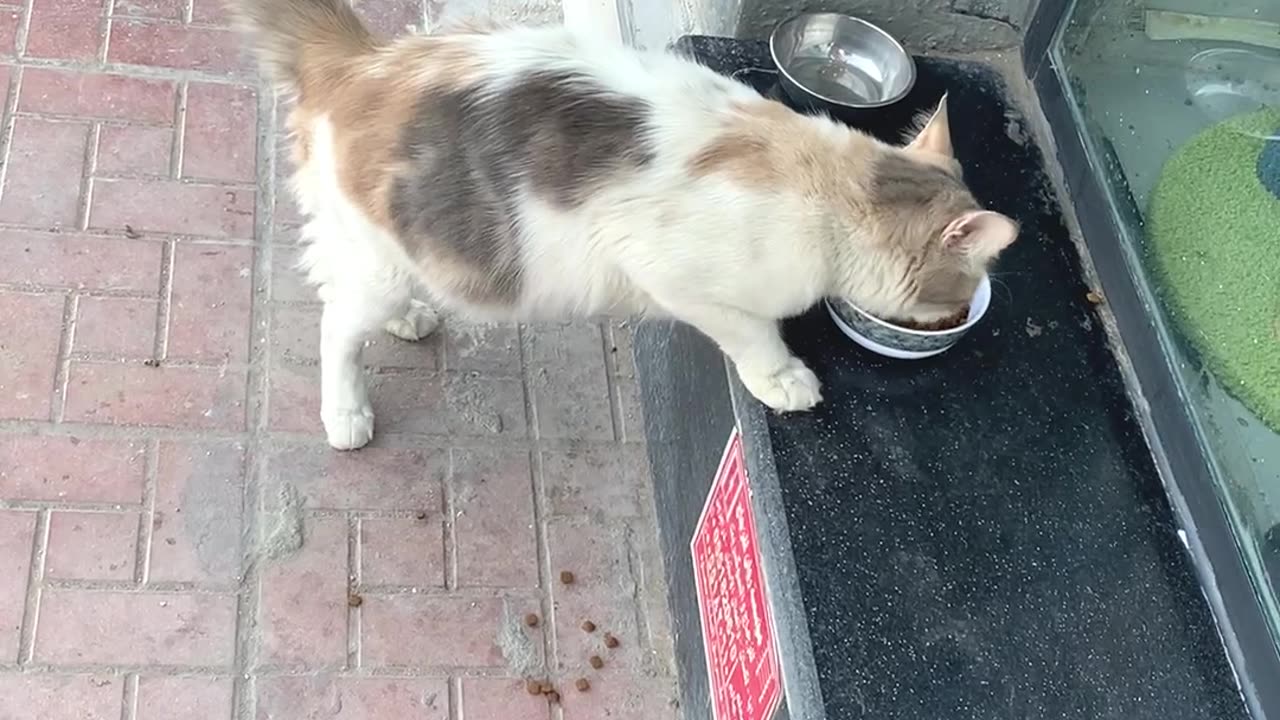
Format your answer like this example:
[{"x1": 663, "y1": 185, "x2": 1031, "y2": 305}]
[{"x1": 295, "y1": 26, "x2": 843, "y2": 449}]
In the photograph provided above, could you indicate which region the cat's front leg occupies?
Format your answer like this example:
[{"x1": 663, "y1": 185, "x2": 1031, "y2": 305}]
[{"x1": 671, "y1": 303, "x2": 822, "y2": 412}]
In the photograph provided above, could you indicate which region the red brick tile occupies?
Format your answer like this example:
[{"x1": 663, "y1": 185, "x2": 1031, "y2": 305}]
[
  {"x1": 542, "y1": 445, "x2": 650, "y2": 519},
  {"x1": 167, "y1": 244, "x2": 253, "y2": 362},
  {"x1": 63, "y1": 363, "x2": 247, "y2": 430},
  {"x1": 96, "y1": 125, "x2": 172, "y2": 176},
  {"x1": 362, "y1": 595, "x2": 517, "y2": 669},
  {"x1": 25, "y1": 0, "x2": 105, "y2": 61},
  {"x1": 149, "y1": 441, "x2": 246, "y2": 584},
  {"x1": 183, "y1": 83, "x2": 257, "y2": 183},
  {"x1": 557, "y1": 676, "x2": 679, "y2": 720},
  {"x1": 20, "y1": 68, "x2": 175, "y2": 123},
  {"x1": 265, "y1": 360, "x2": 317, "y2": 433},
  {"x1": 190, "y1": 0, "x2": 231, "y2": 25},
  {"x1": 269, "y1": 305, "x2": 318, "y2": 365},
  {"x1": 0, "y1": 292, "x2": 64, "y2": 420},
  {"x1": 0, "y1": 435, "x2": 146, "y2": 503},
  {"x1": 525, "y1": 323, "x2": 613, "y2": 441},
  {"x1": 452, "y1": 449, "x2": 536, "y2": 588},
  {"x1": 136, "y1": 676, "x2": 234, "y2": 720},
  {"x1": 0, "y1": 674, "x2": 123, "y2": 720},
  {"x1": 90, "y1": 180, "x2": 255, "y2": 238},
  {"x1": 45, "y1": 511, "x2": 138, "y2": 581},
  {"x1": 360, "y1": 517, "x2": 443, "y2": 588},
  {"x1": 256, "y1": 676, "x2": 449, "y2": 720},
  {"x1": 0, "y1": 9, "x2": 21, "y2": 56},
  {"x1": 460, "y1": 677, "x2": 551, "y2": 720},
  {"x1": 0, "y1": 511, "x2": 36, "y2": 662},
  {"x1": 547, "y1": 520, "x2": 631, "y2": 592},
  {"x1": 0, "y1": 118, "x2": 89, "y2": 228},
  {"x1": 270, "y1": 246, "x2": 315, "y2": 302},
  {"x1": 552, "y1": 587, "x2": 647, "y2": 674},
  {"x1": 258, "y1": 516, "x2": 347, "y2": 668},
  {"x1": 354, "y1": 0, "x2": 422, "y2": 36},
  {"x1": 264, "y1": 445, "x2": 444, "y2": 512},
  {"x1": 272, "y1": 305, "x2": 441, "y2": 370},
  {"x1": 443, "y1": 322, "x2": 520, "y2": 375},
  {"x1": 365, "y1": 373, "x2": 528, "y2": 438},
  {"x1": 112, "y1": 0, "x2": 182, "y2": 21},
  {"x1": 108, "y1": 21, "x2": 245, "y2": 74},
  {"x1": 0, "y1": 231, "x2": 162, "y2": 293},
  {"x1": 74, "y1": 296, "x2": 158, "y2": 357},
  {"x1": 35, "y1": 590, "x2": 237, "y2": 666}
]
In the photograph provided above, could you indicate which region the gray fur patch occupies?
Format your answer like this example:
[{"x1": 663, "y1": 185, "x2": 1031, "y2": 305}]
[
  {"x1": 389, "y1": 71, "x2": 655, "y2": 306},
  {"x1": 868, "y1": 151, "x2": 968, "y2": 211}
]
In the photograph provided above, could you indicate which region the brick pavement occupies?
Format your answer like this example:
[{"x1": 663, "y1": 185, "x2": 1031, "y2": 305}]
[{"x1": 0, "y1": 1, "x2": 680, "y2": 718}]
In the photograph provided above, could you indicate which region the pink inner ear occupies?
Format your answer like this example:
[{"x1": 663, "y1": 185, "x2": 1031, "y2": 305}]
[
  {"x1": 942, "y1": 211, "x2": 1019, "y2": 254},
  {"x1": 906, "y1": 94, "x2": 953, "y2": 158}
]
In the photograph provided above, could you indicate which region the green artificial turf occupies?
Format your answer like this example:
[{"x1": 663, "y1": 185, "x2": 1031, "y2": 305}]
[{"x1": 1147, "y1": 108, "x2": 1280, "y2": 431}]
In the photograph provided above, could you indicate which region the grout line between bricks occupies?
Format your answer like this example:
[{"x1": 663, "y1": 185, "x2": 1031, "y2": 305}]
[
  {"x1": 448, "y1": 675, "x2": 461, "y2": 720},
  {"x1": 134, "y1": 440, "x2": 159, "y2": 585},
  {"x1": 528, "y1": 448, "x2": 557, "y2": 677},
  {"x1": 13, "y1": 0, "x2": 30, "y2": 56},
  {"x1": 49, "y1": 293, "x2": 78, "y2": 423},
  {"x1": 345, "y1": 512, "x2": 360, "y2": 670},
  {"x1": 11, "y1": 56, "x2": 254, "y2": 85},
  {"x1": 231, "y1": 83, "x2": 280, "y2": 720},
  {"x1": 76, "y1": 123, "x2": 100, "y2": 230},
  {"x1": 155, "y1": 239, "x2": 175, "y2": 359},
  {"x1": 171, "y1": 81, "x2": 188, "y2": 180},
  {"x1": 100, "y1": 0, "x2": 115, "y2": 66},
  {"x1": 16, "y1": 508, "x2": 49, "y2": 665},
  {"x1": 599, "y1": 320, "x2": 623, "y2": 443},
  {"x1": 443, "y1": 449, "x2": 458, "y2": 591},
  {"x1": 42, "y1": 578, "x2": 238, "y2": 594},
  {"x1": 0, "y1": 65, "x2": 24, "y2": 204},
  {"x1": 119, "y1": 672, "x2": 138, "y2": 720}
]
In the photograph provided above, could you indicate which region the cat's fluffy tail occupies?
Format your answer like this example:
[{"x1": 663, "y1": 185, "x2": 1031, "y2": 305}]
[{"x1": 227, "y1": 0, "x2": 377, "y2": 95}]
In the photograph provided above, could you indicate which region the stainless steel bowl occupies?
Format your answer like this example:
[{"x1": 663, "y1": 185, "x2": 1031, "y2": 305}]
[{"x1": 769, "y1": 13, "x2": 916, "y2": 115}]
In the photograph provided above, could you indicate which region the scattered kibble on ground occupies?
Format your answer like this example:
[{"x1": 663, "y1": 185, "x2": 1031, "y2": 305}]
[
  {"x1": 575, "y1": 678, "x2": 591, "y2": 692},
  {"x1": 524, "y1": 612, "x2": 540, "y2": 628},
  {"x1": 560, "y1": 570, "x2": 576, "y2": 585},
  {"x1": 589, "y1": 655, "x2": 605, "y2": 669},
  {"x1": 581, "y1": 620, "x2": 596, "y2": 633},
  {"x1": 347, "y1": 593, "x2": 363, "y2": 608},
  {"x1": 525, "y1": 679, "x2": 542, "y2": 696},
  {"x1": 604, "y1": 632, "x2": 620, "y2": 649},
  {"x1": 547, "y1": 691, "x2": 561, "y2": 703}
]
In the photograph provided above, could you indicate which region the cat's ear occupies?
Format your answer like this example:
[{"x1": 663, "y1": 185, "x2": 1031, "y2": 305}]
[
  {"x1": 941, "y1": 210, "x2": 1019, "y2": 256},
  {"x1": 905, "y1": 94, "x2": 954, "y2": 157}
]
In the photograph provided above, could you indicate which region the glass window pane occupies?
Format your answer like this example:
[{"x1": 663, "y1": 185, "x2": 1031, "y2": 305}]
[{"x1": 1054, "y1": 0, "x2": 1280, "y2": 642}]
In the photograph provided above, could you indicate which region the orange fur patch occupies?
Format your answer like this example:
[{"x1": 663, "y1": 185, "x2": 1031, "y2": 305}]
[{"x1": 289, "y1": 34, "x2": 485, "y2": 229}]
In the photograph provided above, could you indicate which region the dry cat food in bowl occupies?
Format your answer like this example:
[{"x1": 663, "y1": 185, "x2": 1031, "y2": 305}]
[{"x1": 825, "y1": 274, "x2": 991, "y2": 359}]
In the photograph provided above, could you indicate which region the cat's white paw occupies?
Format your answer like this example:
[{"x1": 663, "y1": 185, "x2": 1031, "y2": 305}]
[
  {"x1": 322, "y1": 406, "x2": 375, "y2": 450},
  {"x1": 739, "y1": 358, "x2": 823, "y2": 412},
  {"x1": 384, "y1": 300, "x2": 440, "y2": 342}
]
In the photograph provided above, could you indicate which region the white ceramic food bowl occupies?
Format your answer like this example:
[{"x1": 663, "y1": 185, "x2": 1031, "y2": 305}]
[{"x1": 825, "y1": 274, "x2": 991, "y2": 359}]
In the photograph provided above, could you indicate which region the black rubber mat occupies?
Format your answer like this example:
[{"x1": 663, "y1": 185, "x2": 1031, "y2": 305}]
[{"x1": 674, "y1": 36, "x2": 1248, "y2": 720}]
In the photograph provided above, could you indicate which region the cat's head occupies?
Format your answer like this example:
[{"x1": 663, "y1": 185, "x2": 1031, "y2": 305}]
[{"x1": 853, "y1": 95, "x2": 1019, "y2": 325}]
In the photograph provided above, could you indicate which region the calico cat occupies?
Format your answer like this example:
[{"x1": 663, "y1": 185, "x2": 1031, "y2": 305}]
[{"x1": 230, "y1": 0, "x2": 1019, "y2": 450}]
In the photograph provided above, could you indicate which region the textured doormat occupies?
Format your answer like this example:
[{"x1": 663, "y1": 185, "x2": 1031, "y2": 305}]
[{"x1": 1148, "y1": 107, "x2": 1280, "y2": 431}]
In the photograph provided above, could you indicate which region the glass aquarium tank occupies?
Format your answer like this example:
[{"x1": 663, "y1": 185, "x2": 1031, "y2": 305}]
[{"x1": 1054, "y1": 0, "x2": 1280, "y2": 642}]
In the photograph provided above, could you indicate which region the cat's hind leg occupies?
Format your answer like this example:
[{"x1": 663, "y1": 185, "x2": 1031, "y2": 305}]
[{"x1": 383, "y1": 297, "x2": 440, "y2": 342}]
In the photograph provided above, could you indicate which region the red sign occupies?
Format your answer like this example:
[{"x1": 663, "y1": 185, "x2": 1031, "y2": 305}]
[{"x1": 691, "y1": 428, "x2": 784, "y2": 720}]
